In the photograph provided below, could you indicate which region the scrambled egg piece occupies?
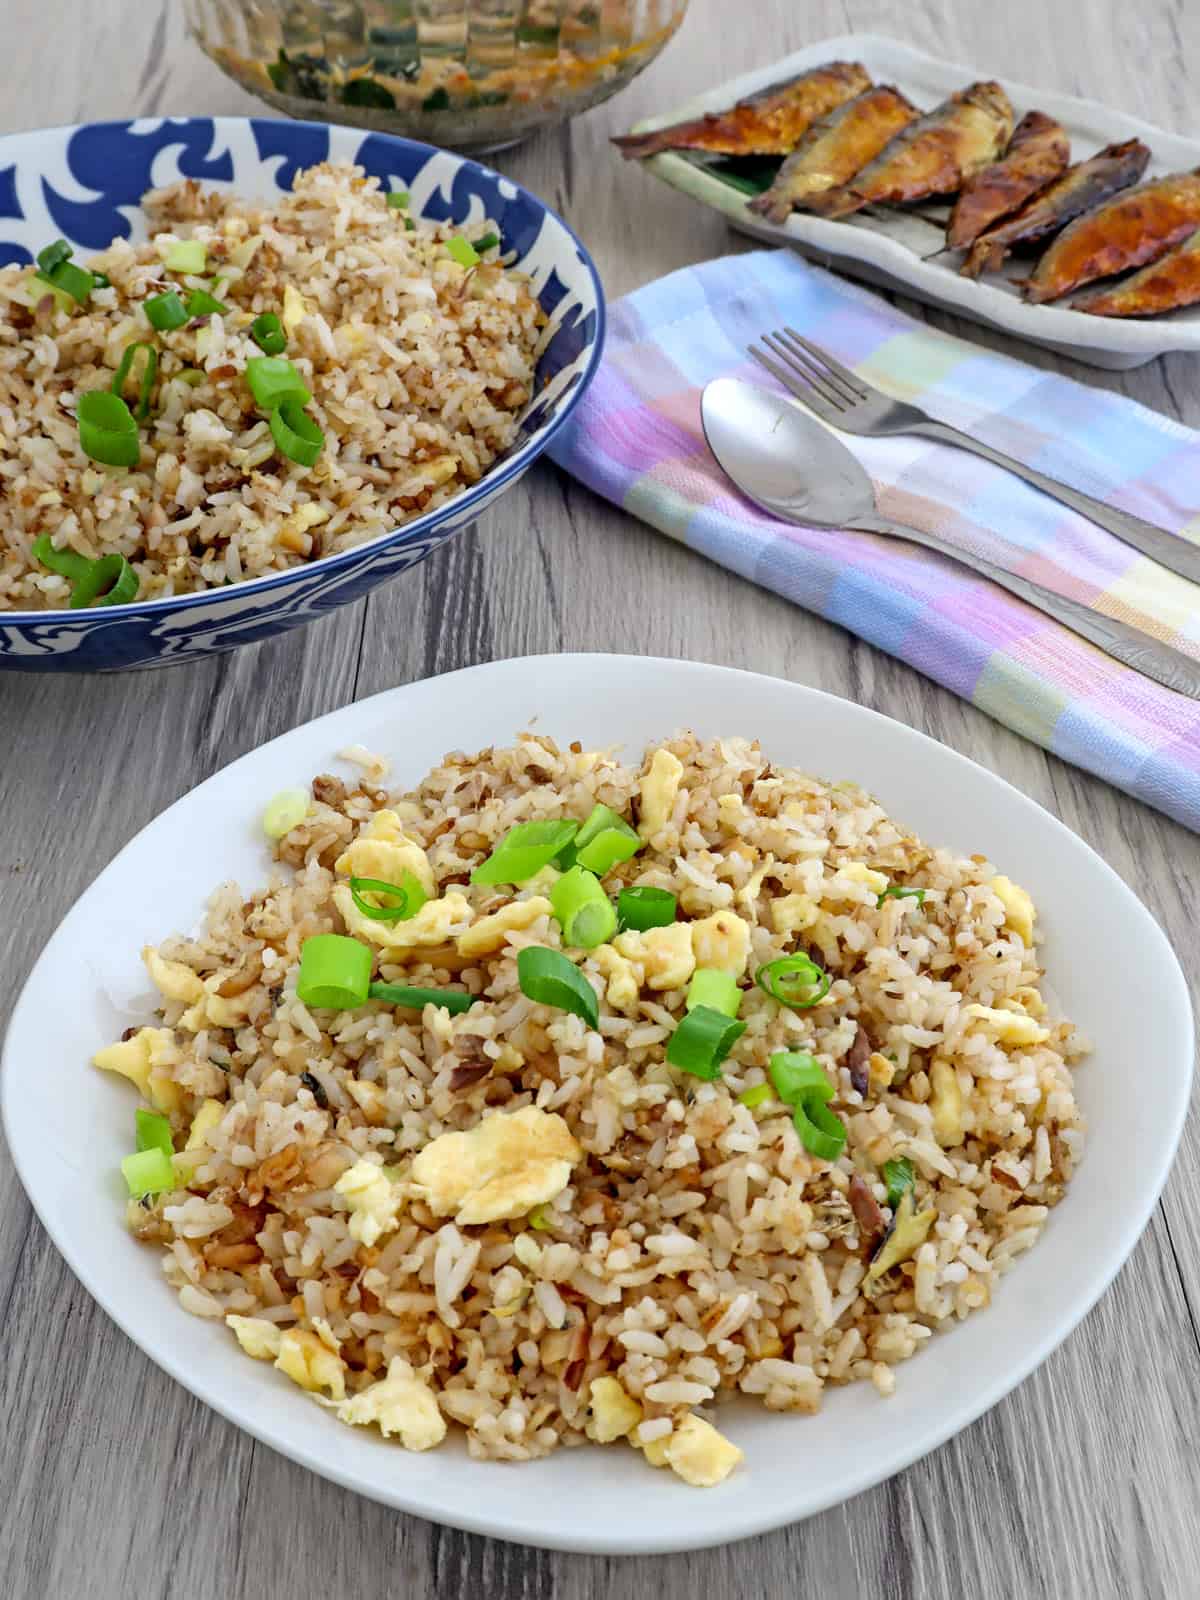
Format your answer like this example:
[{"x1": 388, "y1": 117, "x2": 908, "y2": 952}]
[
  {"x1": 226, "y1": 1314, "x2": 282, "y2": 1361},
  {"x1": 690, "y1": 910, "x2": 751, "y2": 977},
  {"x1": 592, "y1": 943, "x2": 640, "y2": 1012},
  {"x1": 178, "y1": 983, "x2": 258, "y2": 1032},
  {"x1": 336, "y1": 1358, "x2": 446, "y2": 1450},
  {"x1": 275, "y1": 1328, "x2": 346, "y2": 1399},
  {"x1": 410, "y1": 1105, "x2": 582, "y2": 1226},
  {"x1": 335, "y1": 1159, "x2": 402, "y2": 1247},
  {"x1": 639, "y1": 748, "x2": 684, "y2": 840},
  {"x1": 832, "y1": 862, "x2": 890, "y2": 898},
  {"x1": 613, "y1": 923, "x2": 695, "y2": 991},
  {"x1": 866, "y1": 1191, "x2": 938, "y2": 1284},
  {"x1": 334, "y1": 810, "x2": 436, "y2": 897},
  {"x1": 929, "y1": 1061, "x2": 964, "y2": 1146},
  {"x1": 93, "y1": 1027, "x2": 183, "y2": 1113},
  {"x1": 662, "y1": 1415, "x2": 743, "y2": 1487},
  {"x1": 185, "y1": 1097, "x2": 225, "y2": 1151},
  {"x1": 639, "y1": 1429, "x2": 673, "y2": 1468},
  {"x1": 281, "y1": 282, "x2": 310, "y2": 334},
  {"x1": 337, "y1": 887, "x2": 472, "y2": 952},
  {"x1": 142, "y1": 946, "x2": 204, "y2": 1004},
  {"x1": 990, "y1": 875, "x2": 1036, "y2": 947},
  {"x1": 586, "y1": 1377, "x2": 643, "y2": 1443},
  {"x1": 457, "y1": 897, "x2": 552, "y2": 959},
  {"x1": 963, "y1": 1004, "x2": 1050, "y2": 1048},
  {"x1": 770, "y1": 893, "x2": 818, "y2": 935}
]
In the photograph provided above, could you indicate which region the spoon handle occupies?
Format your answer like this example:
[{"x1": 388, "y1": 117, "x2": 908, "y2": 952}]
[{"x1": 853, "y1": 513, "x2": 1200, "y2": 701}]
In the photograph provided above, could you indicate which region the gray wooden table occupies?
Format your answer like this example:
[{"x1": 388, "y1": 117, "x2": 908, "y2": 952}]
[{"x1": 3, "y1": 2, "x2": 1199, "y2": 1596}]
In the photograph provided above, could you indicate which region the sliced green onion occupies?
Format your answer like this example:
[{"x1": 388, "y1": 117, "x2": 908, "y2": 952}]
[
  {"x1": 472, "y1": 818, "x2": 578, "y2": 886},
  {"x1": 517, "y1": 946, "x2": 599, "y2": 1030},
  {"x1": 877, "y1": 885, "x2": 927, "y2": 907},
  {"x1": 163, "y1": 239, "x2": 207, "y2": 274},
  {"x1": 527, "y1": 1203, "x2": 553, "y2": 1230},
  {"x1": 666, "y1": 1004, "x2": 746, "y2": 1080},
  {"x1": 37, "y1": 258, "x2": 94, "y2": 303},
  {"x1": 738, "y1": 1083, "x2": 773, "y2": 1110},
  {"x1": 176, "y1": 368, "x2": 205, "y2": 387},
  {"x1": 573, "y1": 803, "x2": 641, "y2": 875},
  {"x1": 793, "y1": 1096, "x2": 847, "y2": 1162},
  {"x1": 386, "y1": 190, "x2": 410, "y2": 210},
  {"x1": 349, "y1": 872, "x2": 428, "y2": 923},
  {"x1": 110, "y1": 341, "x2": 158, "y2": 421},
  {"x1": 31, "y1": 534, "x2": 91, "y2": 584},
  {"x1": 69, "y1": 552, "x2": 138, "y2": 608},
  {"x1": 245, "y1": 355, "x2": 311, "y2": 411},
  {"x1": 269, "y1": 400, "x2": 324, "y2": 467},
  {"x1": 882, "y1": 1157, "x2": 915, "y2": 1211},
  {"x1": 368, "y1": 981, "x2": 474, "y2": 1015},
  {"x1": 77, "y1": 390, "x2": 140, "y2": 467},
  {"x1": 263, "y1": 787, "x2": 309, "y2": 839},
  {"x1": 92, "y1": 271, "x2": 111, "y2": 289},
  {"x1": 30, "y1": 273, "x2": 75, "y2": 315},
  {"x1": 144, "y1": 289, "x2": 189, "y2": 331},
  {"x1": 36, "y1": 239, "x2": 73, "y2": 275},
  {"x1": 446, "y1": 235, "x2": 480, "y2": 268},
  {"x1": 121, "y1": 1146, "x2": 175, "y2": 1199},
  {"x1": 550, "y1": 866, "x2": 616, "y2": 949},
  {"x1": 250, "y1": 311, "x2": 286, "y2": 355},
  {"x1": 297, "y1": 933, "x2": 373, "y2": 1010},
  {"x1": 576, "y1": 828, "x2": 641, "y2": 876},
  {"x1": 616, "y1": 885, "x2": 676, "y2": 932},
  {"x1": 475, "y1": 231, "x2": 500, "y2": 253},
  {"x1": 135, "y1": 1108, "x2": 174, "y2": 1159},
  {"x1": 185, "y1": 287, "x2": 229, "y2": 318},
  {"x1": 686, "y1": 968, "x2": 741, "y2": 1018},
  {"x1": 404, "y1": 217, "x2": 416, "y2": 233},
  {"x1": 768, "y1": 1050, "x2": 831, "y2": 1106},
  {"x1": 755, "y1": 954, "x2": 831, "y2": 1010}
]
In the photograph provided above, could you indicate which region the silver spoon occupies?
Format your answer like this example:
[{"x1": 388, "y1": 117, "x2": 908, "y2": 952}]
[{"x1": 700, "y1": 377, "x2": 1200, "y2": 701}]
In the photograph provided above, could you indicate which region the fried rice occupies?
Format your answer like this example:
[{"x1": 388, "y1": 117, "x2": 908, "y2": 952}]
[
  {"x1": 94, "y1": 735, "x2": 1086, "y2": 1487},
  {"x1": 0, "y1": 164, "x2": 541, "y2": 609}
]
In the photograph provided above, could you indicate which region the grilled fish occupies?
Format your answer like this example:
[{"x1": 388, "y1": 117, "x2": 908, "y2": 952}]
[
  {"x1": 946, "y1": 110, "x2": 1069, "y2": 249},
  {"x1": 747, "y1": 86, "x2": 920, "y2": 222},
  {"x1": 1024, "y1": 169, "x2": 1200, "y2": 302},
  {"x1": 612, "y1": 62, "x2": 871, "y2": 160},
  {"x1": 812, "y1": 80, "x2": 1014, "y2": 218},
  {"x1": 1075, "y1": 227, "x2": 1200, "y2": 317},
  {"x1": 961, "y1": 138, "x2": 1150, "y2": 278}
]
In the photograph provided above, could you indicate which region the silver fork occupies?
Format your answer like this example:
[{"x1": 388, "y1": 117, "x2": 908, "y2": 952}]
[{"x1": 751, "y1": 328, "x2": 1200, "y2": 587}]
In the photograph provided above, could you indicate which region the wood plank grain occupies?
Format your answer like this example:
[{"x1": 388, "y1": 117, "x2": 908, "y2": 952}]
[{"x1": 2, "y1": 2, "x2": 1199, "y2": 1597}]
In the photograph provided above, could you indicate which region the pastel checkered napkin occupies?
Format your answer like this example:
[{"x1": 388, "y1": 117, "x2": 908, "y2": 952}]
[{"x1": 548, "y1": 249, "x2": 1200, "y2": 832}]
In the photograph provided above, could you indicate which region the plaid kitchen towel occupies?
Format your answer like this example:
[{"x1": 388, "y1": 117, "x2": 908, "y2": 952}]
[{"x1": 547, "y1": 248, "x2": 1200, "y2": 833}]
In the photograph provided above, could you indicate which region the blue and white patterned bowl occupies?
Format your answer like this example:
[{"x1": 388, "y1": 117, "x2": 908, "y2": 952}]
[{"x1": 0, "y1": 117, "x2": 604, "y2": 671}]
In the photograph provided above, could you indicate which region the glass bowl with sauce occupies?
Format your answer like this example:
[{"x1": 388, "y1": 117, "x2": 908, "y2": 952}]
[{"x1": 186, "y1": 0, "x2": 691, "y2": 152}]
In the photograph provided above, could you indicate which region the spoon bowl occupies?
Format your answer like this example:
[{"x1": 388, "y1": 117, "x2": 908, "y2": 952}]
[{"x1": 700, "y1": 376, "x2": 877, "y2": 527}]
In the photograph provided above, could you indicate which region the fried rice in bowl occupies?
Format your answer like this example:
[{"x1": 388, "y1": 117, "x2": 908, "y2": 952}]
[
  {"x1": 91, "y1": 732, "x2": 1086, "y2": 1488},
  {"x1": 0, "y1": 118, "x2": 603, "y2": 670}
]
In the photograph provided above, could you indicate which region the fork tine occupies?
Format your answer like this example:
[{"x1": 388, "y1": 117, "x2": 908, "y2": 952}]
[
  {"x1": 781, "y1": 327, "x2": 869, "y2": 401},
  {"x1": 759, "y1": 333, "x2": 847, "y2": 413},
  {"x1": 767, "y1": 332, "x2": 856, "y2": 411},
  {"x1": 749, "y1": 344, "x2": 840, "y2": 422}
]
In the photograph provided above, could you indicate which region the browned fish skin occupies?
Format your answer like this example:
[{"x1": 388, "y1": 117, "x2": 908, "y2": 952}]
[
  {"x1": 1075, "y1": 228, "x2": 1200, "y2": 317},
  {"x1": 811, "y1": 80, "x2": 1014, "y2": 218},
  {"x1": 1024, "y1": 170, "x2": 1200, "y2": 302},
  {"x1": 612, "y1": 62, "x2": 872, "y2": 160},
  {"x1": 946, "y1": 110, "x2": 1069, "y2": 249},
  {"x1": 961, "y1": 139, "x2": 1150, "y2": 278},
  {"x1": 747, "y1": 86, "x2": 920, "y2": 222}
]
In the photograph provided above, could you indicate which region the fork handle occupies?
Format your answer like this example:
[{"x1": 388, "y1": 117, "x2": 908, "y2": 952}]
[
  {"x1": 911, "y1": 419, "x2": 1200, "y2": 587},
  {"x1": 853, "y1": 512, "x2": 1200, "y2": 699}
]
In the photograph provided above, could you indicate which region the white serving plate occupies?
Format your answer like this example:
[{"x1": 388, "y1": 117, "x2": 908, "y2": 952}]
[
  {"x1": 627, "y1": 34, "x2": 1200, "y2": 369},
  {"x1": 2, "y1": 653, "x2": 1192, "y2": 1553}
]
